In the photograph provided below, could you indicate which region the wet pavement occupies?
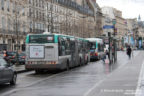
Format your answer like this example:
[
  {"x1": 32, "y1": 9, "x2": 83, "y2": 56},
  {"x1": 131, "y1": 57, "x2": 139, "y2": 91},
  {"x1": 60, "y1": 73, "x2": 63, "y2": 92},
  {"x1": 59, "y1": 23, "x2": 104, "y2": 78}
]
[{"x1": 0, "y1": 51, "x2": 143, "y2": 96}]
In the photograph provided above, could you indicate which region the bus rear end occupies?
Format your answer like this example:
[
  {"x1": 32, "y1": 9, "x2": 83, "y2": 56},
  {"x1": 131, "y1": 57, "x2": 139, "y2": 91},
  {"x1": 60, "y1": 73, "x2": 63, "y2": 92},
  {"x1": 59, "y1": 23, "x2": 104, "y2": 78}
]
[{"x1": 25, "y1": 34, "x2": 60, "y2": 72}]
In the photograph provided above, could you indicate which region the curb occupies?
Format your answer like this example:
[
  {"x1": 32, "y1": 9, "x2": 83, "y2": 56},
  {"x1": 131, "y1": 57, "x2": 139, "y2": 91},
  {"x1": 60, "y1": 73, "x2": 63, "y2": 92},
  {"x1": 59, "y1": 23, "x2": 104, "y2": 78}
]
[
  {"x1": 16, "y1": 69, "x2": 33, "y2": 74},
  {"x1": 16, "y1": 69, "x2": 29, "y2": 74}
]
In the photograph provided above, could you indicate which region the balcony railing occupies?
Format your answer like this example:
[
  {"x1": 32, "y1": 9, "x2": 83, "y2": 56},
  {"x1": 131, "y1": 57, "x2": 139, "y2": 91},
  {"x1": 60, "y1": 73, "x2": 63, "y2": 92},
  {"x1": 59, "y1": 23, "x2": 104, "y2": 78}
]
[
  {"x1": 57, "y1": 0, "x2": 94, "y2": 16},
  {"x1": 29, "y1": 28, "x2": 45, "y2": 34},
  {"x1": 0, "y1": 29, "x2": 27, "y2": 36}
]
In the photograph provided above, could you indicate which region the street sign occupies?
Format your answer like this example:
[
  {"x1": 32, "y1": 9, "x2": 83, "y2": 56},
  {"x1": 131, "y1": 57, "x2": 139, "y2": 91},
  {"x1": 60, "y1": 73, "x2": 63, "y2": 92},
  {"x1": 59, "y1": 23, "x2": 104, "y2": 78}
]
[
  {"x1": 112, "y1": 19, "x2": 116, "y2": 25},
  {"x1": 103, "y1": 25, "x2": 114, "y2": 29}
]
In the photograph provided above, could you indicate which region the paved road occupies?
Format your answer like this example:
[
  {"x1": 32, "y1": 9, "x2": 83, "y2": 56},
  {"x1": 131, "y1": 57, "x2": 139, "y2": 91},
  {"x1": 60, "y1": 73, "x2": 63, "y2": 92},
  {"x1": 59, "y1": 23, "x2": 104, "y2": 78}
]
[{"x1": 0, "y1": 51, "x2": 142, "y2": 96}]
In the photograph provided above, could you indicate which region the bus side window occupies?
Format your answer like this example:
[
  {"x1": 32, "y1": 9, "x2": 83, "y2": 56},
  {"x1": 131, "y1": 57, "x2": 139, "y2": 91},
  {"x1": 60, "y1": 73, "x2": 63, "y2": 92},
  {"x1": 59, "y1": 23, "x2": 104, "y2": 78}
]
[
  {"x1": 79, "y1": 42, "x2": 82, "y2": 53},
  {"x1": 65, "y1": 38, "x2": 71, "y2": 55},
  {"x1": 70, "y1": 40, "x2": 75, "y2": 53},
  {"x1": 58, "y1": 37, "x2": 66, "y2": 56},
  {"x1": 98, "y1": 44, "x2": 101, "y2": 52}
]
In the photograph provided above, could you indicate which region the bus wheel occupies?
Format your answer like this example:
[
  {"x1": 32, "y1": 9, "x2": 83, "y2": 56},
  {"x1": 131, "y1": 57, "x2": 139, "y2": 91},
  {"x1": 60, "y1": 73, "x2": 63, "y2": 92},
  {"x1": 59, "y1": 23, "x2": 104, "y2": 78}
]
[
  {"x1": 86, "y1": 57, "x2": 89, "y2": 65},
  {"x1": 35, "y1": 70, "x2": 43, "y2": 74},
  {"x1": 79, "y1": 58, "x2": 82, "y2": 66},
  {"x1": 66, "y1": 61, "x2": 70, "y2": 71}
]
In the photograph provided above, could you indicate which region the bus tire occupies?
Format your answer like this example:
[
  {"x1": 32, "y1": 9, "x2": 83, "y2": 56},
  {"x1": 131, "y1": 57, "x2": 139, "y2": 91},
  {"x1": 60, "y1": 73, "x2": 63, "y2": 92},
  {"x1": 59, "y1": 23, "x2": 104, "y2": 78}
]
[
  {"x1": 35, "y1": 70, "x2": 43, "y2": 74},
  {"x1": 86, "y1": 57, "x2": 89, "y2": 65},
  {"x1": 79, "y1": 58, "x2": 82, "y2": 66},
  {"x1": 66, "y1": 60, "x2": 70, "y2": 71}
]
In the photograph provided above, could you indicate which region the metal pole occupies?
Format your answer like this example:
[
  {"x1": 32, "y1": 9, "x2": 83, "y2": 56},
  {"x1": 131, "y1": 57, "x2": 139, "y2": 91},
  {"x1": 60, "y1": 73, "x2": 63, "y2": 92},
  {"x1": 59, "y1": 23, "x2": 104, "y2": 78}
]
[
  {"x1": 15, "y1": 2, "x2": 19, "y2": 65},
  {"x1": 113, "y1": 23, "x2": 117, "y2": 62},
  {"x1": 50, "y1": 0, "x2": 53, "y2": 33},
  {"x1": 108, "y1": 32, "x2": 111, "y2": 64},
  {"x1": 32, "y1": 1, "x2": 35, "y2": 33},
  {"x1": 66, "y1": 8, "x2": 68, "y2": 35},
  {"x1": 82, "y1": 0, "x2": 84, "y2": 38}
]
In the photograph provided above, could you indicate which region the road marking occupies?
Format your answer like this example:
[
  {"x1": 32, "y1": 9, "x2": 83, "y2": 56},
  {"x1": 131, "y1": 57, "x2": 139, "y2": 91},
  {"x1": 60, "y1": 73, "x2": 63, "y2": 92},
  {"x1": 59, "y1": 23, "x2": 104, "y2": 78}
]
[
  {"x1": 83, "y1": 80, "x2": 104, "y2": 96},
  {"x1": 135, "y1": 61, "x2": 144, "y2": 96},
  {"x1": 84, "y1": 51, "x2": 140, "y2": 96}
]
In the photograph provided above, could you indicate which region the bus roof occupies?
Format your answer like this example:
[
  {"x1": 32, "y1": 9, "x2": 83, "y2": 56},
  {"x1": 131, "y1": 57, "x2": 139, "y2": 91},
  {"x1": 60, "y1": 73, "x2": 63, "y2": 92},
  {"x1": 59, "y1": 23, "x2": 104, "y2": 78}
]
[
  {"x1": 26, "y1": 33, "x2": 89, "y2": 43},
  {"x1": 86, "y1": 38, "x2": 103, "y2": 44}
]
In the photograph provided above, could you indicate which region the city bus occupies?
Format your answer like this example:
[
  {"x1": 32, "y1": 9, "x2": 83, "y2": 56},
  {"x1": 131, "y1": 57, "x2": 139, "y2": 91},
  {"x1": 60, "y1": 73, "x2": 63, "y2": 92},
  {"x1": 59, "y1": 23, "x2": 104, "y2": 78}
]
[
  {"x1": 25, "y1": 32, "x2": 90, "y2": 73},
  {"x1": 86, "y1": 38, "x2": 105, "y2": 61},
  {"x1": 77, "y1": 38, "x2": 90, "y2": 65}
]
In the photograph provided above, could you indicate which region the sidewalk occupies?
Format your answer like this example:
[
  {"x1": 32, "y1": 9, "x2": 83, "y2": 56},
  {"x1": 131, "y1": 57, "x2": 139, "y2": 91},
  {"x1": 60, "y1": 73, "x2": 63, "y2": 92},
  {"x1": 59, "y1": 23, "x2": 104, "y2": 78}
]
[
  {"x1": 13, "y1": 65, "x2": 28, "y2": 73},
  {"x1": 87, "y1": 51, "x2": 144, "y2": 96},
  {"x1": 12, "y1": 51, "x2": 139, "y2": 74}
]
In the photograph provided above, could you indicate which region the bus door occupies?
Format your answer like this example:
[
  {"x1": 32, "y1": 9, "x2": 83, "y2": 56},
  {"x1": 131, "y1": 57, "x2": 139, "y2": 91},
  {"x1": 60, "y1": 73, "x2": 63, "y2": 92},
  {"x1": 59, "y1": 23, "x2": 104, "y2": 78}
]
[
  {"x1": 75, "y1": 40, "x2": 79, "y2": 66},
  {"x1": 70, "y1": 40, "x2": 76, "y2": 66},
  {"x1": 81, "y1": 42, "x2": 85, "y2": 64}
]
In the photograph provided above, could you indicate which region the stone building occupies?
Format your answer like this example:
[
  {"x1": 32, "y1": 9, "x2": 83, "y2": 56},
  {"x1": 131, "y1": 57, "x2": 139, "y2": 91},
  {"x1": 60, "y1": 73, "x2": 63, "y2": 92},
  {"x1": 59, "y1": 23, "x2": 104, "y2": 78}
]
[
  {"x1": 114, "y1": 9, "x2": 127, "y2": 48},
  {"x1": 28, "y1": 0, "x2": 46, "y2": 34},
  {"x1": 0, "y1": 0, "x2": 28, "y2": 51},
  {"x1": 0, "y1": 0, "x2": 101, "y2": 51},
  {"x1": 137, "y1": 16, "x2": 144, "y2": 48},
  {"x1": 101, "y1": 7, "x2": 127, "y2": 48},
  {"x1": 126, "y1": 18, "x2": 138, "y2": 47},
  {"x1": 45, "y1": 0, "x2": 97, "y2": 38}
]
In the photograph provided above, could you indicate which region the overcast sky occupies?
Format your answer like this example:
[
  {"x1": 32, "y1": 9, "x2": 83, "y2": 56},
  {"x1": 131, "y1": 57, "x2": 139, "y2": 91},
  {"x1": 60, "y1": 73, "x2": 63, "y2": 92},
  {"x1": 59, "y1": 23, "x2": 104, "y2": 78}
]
[{"x1": 97, "y1": 0, "x2": 144, "y2": 20}]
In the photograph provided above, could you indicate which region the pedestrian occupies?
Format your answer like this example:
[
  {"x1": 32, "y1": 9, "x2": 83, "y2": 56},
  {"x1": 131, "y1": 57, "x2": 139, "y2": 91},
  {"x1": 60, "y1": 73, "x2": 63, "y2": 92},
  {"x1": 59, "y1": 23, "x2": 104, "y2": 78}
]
[
  {"x1": 102, "y1": 49, "x2": 109, "y2": 63},
  {"x1": 105, "y1": 50, "x2": 110, "y2": 64},
  {"x1": 3, "y1": 49, "x2": 7, "y2": 57},
  {"x1": 106, "y1": 50, "x2": 109, "y2": 59},
  {"x1": 127, "y1": 46, "x2": 132, "y2": 59},
  {"x1": 102, "y1": 52, "x2": 106, "y2": 63}
]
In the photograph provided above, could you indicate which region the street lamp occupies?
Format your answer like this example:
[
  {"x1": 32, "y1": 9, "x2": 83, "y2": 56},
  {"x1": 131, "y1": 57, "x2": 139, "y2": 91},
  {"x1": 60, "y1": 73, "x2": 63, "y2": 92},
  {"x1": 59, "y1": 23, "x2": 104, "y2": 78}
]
[
  {"x1": 13, "y1": 2, "x2": 20, "y2": 66},
  {"x1": 112, "y1": 19, "x2": 117, "y2": 62}
]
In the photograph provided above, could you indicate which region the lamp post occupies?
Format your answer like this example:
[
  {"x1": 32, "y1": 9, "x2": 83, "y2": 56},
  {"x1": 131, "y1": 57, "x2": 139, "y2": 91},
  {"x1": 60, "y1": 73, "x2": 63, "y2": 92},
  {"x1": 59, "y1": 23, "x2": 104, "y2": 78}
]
[
  {"x1": 13, "y1": 1, "x2": 19, "y2": 66},
  {"x1": 50, "y1": 0, "x2": 53, "y2": 33},
  {"x1": 112, "y1": 19, "x2": 117, "y2": 62}
]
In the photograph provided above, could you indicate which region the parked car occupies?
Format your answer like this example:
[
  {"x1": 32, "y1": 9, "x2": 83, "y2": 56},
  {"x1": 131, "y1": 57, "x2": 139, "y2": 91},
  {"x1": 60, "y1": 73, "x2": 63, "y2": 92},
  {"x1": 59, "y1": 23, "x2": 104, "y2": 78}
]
[
  {"x1": 0, "y1": 57, "x2": 17, "y2": 85},
  {"x1": 10, "y1": 52, "x2": 26, "y2": 65},
  {"x1": 3, "y1": 51, "x2": 17, "y2": 63}
]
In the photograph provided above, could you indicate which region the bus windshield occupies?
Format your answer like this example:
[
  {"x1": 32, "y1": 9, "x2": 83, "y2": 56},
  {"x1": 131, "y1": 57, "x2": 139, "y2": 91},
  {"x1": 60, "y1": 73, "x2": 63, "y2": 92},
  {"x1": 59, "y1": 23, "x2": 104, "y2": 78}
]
[
  {"x1": 29, "y1": 35, "x2": 54, "y2": 43},
  {"x1": 90, "y1": 42, "x2": 96, "y2": 50}
]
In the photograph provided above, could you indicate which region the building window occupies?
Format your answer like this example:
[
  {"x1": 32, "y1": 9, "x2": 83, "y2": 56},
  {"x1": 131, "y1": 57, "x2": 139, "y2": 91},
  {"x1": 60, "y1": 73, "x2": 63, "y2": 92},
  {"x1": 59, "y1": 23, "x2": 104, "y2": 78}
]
[
  {"x1": 29, "y1": 0, "x2": 31, "y2": 4},
  {"x1": 23, "y1": 25, "x2": 26, "y2": 33},
  {"x1": 7, "y1": 0, "x2": 10, "y2": 12},
  {"x1": 13, "y1": 2, "x2": 15, "y2": 13},
  {"x1": 7, "y1": 18, "x2": 10, "y2": 31},
  {"x1": 22, "y1": 7, "x2": 25, "y2": 16},
  {"x1": 2, "y1": 17, "x2": 5, "y2": 30},
  {"x1": 1, "y1": 0, "x2": 4, "y2": 10}
]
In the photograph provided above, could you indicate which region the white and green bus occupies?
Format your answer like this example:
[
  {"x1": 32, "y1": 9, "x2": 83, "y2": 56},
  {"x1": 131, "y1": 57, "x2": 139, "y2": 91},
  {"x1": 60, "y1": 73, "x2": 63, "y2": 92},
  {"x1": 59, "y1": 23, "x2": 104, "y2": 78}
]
[
  {"x1": 25, "y1": 32, "x2": 90, "y2": 73},
  {"x1": 86, "y1": 38, "x2": 105, "y2": 61}
]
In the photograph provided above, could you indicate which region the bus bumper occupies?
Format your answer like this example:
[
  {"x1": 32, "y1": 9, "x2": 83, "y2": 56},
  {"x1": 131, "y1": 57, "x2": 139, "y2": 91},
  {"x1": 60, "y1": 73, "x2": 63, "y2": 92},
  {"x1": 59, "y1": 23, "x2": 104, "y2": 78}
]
[
  {"x1": 90, "y1": 56, "x2": 99, "y2": 61},
  {"x1": 25, "y1": 64, "x2": 62, "y2": 70}
]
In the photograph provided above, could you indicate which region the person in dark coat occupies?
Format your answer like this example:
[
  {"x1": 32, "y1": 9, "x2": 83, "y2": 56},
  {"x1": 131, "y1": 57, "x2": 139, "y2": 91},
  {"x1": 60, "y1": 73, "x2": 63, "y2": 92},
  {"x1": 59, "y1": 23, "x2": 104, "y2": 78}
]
[{"x1": 127, "y1": 46, "x2": 132, "y2": 59}]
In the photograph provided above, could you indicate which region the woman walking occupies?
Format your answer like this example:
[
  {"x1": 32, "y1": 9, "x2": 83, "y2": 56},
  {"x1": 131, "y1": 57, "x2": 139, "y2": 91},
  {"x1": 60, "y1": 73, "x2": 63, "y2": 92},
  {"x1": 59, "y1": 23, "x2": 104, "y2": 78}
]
[{"x1": 127, "y1": 46, "x2": 132, "y2": 59}]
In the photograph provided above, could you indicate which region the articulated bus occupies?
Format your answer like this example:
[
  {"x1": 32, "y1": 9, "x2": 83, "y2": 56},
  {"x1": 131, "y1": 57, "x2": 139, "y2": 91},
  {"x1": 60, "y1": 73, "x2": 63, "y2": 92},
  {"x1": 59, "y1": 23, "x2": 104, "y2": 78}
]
[
  {"x1": 25, "y1": 32, "x2": 90, "y2": 73},
  {"x1": 86, "y1": 38, "x2": 105, "y2": 61}
]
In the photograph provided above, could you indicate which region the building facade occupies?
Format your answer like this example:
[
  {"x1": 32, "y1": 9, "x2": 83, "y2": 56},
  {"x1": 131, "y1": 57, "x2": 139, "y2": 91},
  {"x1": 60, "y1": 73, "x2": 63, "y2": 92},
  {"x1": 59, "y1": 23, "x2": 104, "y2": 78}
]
[
  {"x1": 0, "y1": 0, "x2": 102, "y2": 51},
  {"x1": 102, "y1": 7, "x2": 127, "y2": 49},
  {"x1": 125, "y1": 18, "x2": 138, "y2": 47},
  {"x1": 0, "y1": 0, "x2": 28, "y2": 51},
  {"x1": 45, "y1": 0, "x2": 96, "y2": 38}
]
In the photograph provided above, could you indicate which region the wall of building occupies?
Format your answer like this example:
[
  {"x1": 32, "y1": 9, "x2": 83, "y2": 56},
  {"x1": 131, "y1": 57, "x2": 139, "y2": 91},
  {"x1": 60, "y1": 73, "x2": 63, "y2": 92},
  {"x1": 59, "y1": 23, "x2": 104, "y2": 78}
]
[
  {"x1": 0, "y1": 0, "x2": 28, "y2": 51},
  {"x1": 0, "y1": 0, "x2": 102, "y2": 51}
]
